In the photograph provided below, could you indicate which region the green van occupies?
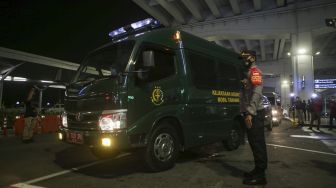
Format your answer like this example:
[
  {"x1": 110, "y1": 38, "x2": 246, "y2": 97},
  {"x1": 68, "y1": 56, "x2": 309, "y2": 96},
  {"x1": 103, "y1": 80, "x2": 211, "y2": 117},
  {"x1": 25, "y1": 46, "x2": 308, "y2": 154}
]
[{"x1": 59, "y1": 19, "x2": 244, "y2": 171}]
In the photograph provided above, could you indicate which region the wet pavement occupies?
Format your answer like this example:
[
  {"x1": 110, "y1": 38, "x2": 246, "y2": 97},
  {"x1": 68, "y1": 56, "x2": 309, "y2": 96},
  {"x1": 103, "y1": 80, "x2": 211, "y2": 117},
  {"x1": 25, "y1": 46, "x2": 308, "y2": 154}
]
[{"x1": 1, "y1": 119, "x2": 336, "y2": 188}]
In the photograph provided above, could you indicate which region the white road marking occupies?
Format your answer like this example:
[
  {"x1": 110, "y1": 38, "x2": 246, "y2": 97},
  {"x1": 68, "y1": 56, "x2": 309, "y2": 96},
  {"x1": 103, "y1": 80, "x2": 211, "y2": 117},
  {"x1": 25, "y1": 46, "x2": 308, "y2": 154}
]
[
  {"x1": 9, "y1": 183, "x2": 46, "y2": 188},
  {"x1": 10, "y1": 153, "x2": 130, "y2": 187},
  {"x1": 266, "y1": 143, "x2": 336, "y2": 156}
]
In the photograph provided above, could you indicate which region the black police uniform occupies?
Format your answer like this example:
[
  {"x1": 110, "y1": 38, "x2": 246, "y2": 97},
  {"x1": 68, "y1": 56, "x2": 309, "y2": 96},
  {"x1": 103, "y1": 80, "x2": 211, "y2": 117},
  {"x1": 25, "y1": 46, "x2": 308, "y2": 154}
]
[{"x1": 240, "y1": 51, "x2": 268, "y2": 185}]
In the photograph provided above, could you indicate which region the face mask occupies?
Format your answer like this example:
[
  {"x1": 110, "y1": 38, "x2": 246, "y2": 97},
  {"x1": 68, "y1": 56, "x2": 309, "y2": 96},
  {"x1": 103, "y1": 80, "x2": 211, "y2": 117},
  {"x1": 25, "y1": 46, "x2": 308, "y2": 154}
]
[
  {"x1": 244, "y1": 61, "x2": 252, "y2": 68},
  {"x1": 243, "y1": 55, "x2": 255, "y2": 68}
]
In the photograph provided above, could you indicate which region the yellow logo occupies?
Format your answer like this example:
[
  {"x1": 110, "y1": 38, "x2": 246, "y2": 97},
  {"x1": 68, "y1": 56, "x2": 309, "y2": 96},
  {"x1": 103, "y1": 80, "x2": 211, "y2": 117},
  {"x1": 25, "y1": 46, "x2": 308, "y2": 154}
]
[{"x1": 151, "y1": 86, "x2": 164, "y2": 105}]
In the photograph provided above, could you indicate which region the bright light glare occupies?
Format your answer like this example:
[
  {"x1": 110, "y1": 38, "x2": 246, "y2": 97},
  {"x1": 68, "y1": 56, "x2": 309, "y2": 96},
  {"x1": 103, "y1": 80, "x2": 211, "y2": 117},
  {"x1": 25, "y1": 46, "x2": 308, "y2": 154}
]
[
  {"x1": 312, "y1": 93, "x2": 317, "y2": 98},
  {"x1": 287, "y1": 52, "x2": 291, "y2": 56},
  {"x1": 4, "y1": 76, "x2": 12, "y2": 81},
  {"x1": 41, "y1": 80, "x2": 54, "y2": 83},
  {"x1": 290, "y1": 135, "x2": 320, "y2": 139},
  {"x1": 272, "y1": 117, "x2": 277, "y2": 121},
  {"x1": 282, "y1": 80, "x2": 289, "y2": 85},
  {"x1": 298, "y1": 48, "x2": 306, "y2": 54},
  {"x1": 13, "y1": 77, "x2": 27, "y2": 82},
  {"x1": 58, "y1": 133, "x2": 63, "y2": 140},
  {"x1": 62, "y1": 113, "x2": 68, "y2": 127},
  {"x1": 272, "y1": 110, "x2": 278, "y2": 115},
  {"x1": 315, "y1": 51, "x2": 320, "y2": 55},
  {"x1": 16, "y1": 101, "x2": 20, "y2": 105},
  {"x1": 131, "y1": 18, "x2": 152, "y2": 29},
  {"x1": 102, "y1": 138, "x2": 112, "y2": 147},
  {"x1": 290, "y1": 93, "x2": 295, "y2": 97},
  {"x1": 49, "y1": 85, "x2": 66, "y2": 89}
]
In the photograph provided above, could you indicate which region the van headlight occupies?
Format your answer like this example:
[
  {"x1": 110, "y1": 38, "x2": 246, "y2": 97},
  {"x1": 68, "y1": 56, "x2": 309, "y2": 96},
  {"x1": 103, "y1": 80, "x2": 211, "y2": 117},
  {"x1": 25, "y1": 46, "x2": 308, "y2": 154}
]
[
  {"x1": 62, "y1": 113, "x2": 68, "y2": 127},
  {"x1": 98, "y1": 111, "x2": 126, "y2": 131}
]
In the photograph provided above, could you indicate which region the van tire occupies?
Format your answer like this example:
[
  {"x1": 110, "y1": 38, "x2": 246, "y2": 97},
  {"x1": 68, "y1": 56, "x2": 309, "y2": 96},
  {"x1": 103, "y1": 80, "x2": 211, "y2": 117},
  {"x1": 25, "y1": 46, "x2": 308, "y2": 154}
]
[
  {"x1": 143, "y1": 122, "x2": 180, "y2": 172},
  {"x1": 223, "y1": 127, "x2": 241, "y2": 151},
  {"x1": 90, "y1": 148, "x2": 119, "y2": 159}
]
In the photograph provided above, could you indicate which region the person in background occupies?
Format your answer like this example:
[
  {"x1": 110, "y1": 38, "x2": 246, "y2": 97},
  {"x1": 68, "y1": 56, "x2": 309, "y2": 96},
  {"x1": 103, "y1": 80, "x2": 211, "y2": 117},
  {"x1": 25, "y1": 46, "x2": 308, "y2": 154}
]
[
  {"x1": 295, "y1": 96, "x2": 304, "y2": 126},
  {"x1": 239, "y1": 50, "x2": 267, "y2": 185},
  {"x1": 22, "y1": 86, "x2": 38, "y2": 143},
  {"x1": 302, "y1": 100, "x2": 307, "y2": 122},
  {"x1": 307, "y1": 99, "x2": 312, "y2": 123},
  {"x1": 328, "y1": 96, "x2": 336, "y2": 130},
  {"x1": 309, "y1": 96, "x2": 323, "y2": 130}
]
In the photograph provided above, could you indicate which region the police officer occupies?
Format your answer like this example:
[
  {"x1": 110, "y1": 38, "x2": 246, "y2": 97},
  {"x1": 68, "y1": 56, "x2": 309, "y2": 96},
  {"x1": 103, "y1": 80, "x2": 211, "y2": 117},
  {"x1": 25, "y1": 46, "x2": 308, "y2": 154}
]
[{"x1": 239, "y1": 50, "x2": 268, "y2": 185}]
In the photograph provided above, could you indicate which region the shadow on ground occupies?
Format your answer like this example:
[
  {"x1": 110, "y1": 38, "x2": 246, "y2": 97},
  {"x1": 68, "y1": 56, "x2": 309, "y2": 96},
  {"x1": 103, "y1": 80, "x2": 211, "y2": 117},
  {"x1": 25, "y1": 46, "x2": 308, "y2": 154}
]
[
  {"x1": 311, "y1": 159, "x2": 336, "y2": 175},
  {"x1": 54, "y1": 142, "x2": 240, "y2": 179}
]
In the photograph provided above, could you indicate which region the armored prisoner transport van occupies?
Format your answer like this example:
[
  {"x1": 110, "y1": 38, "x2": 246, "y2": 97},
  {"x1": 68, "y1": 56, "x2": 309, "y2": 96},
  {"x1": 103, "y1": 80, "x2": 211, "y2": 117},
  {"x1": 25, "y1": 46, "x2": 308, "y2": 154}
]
[{"x1": 59, "y1": 18, "x2": 244, "y2": 172}]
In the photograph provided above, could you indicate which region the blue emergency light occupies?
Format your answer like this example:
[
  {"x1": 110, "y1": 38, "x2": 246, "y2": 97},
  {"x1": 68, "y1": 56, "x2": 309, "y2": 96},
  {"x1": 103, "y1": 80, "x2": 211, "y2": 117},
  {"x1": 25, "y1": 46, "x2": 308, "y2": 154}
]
[{"x1": 109, "y1": 18, "x2": 160, "y2": 39}]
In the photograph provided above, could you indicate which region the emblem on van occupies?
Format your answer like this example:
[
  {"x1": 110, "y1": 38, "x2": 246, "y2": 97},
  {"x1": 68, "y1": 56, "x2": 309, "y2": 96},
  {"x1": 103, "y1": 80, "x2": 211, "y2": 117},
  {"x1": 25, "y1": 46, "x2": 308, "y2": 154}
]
[{"x1": 151, "y1": 86, "x2": 164, "y2": 105}]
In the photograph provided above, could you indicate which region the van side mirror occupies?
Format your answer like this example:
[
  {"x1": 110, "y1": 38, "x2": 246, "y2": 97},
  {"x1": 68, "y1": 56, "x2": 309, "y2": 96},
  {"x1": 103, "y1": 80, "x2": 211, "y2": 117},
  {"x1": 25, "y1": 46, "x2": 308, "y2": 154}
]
[
  {"x1": 142, "y1": 50, "x2": 155, "y2": 67},
  {"x1": 135, "y1": 50, "x2": 155, "y2": 82}
]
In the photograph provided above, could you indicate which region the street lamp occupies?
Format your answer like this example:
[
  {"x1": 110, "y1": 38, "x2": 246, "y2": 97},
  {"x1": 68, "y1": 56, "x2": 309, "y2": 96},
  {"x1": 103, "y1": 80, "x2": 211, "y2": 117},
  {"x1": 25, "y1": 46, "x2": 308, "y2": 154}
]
[{"x1": 297, "y1": 48, "x2": 307, "y2": 54}]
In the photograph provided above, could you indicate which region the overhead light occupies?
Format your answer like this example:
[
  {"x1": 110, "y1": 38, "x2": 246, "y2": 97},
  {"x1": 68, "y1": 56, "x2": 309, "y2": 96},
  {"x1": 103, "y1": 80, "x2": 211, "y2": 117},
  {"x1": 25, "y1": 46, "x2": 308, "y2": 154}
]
[
  {"x1": 290, "y1": 93, "x2": 295, "y2": 97},
  {"x1": 282, "y1": 80, "x2": 289, "y2": 85},
  {"x1": 297, "y1": 48, "x2": 306, "y2": 54},
  {"x1": 315, "y1": 51, "x2": 320, "y2": 55},
  {"x1": 287, "y1": 52, "x2": 291, "y2": 56},
  {"x1": 41, "y1": 80, "x2": 54, "y2": 83},
  {"x1": 13, "y1": 77, "x2": 27, "y2": 82},
  {"x1": 4, "y1": 76, "x2": 12, "y2": 81},
  {"x1": 49, "y1": 85, "x2": 66, "y2": 89}
]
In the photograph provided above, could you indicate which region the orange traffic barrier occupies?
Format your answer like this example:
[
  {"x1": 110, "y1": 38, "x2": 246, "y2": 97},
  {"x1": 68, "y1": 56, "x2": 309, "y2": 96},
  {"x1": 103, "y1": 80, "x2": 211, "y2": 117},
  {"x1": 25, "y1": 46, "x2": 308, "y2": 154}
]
[
  {"x1": 41, "y1": 115, "x2": 61, "y2": 133},
  {"x1": 13, "y1": 115, "x2": 61, "y2": 136},
  {"x1": 14, "y1": 118, "x2": 25, "y2": 136}
]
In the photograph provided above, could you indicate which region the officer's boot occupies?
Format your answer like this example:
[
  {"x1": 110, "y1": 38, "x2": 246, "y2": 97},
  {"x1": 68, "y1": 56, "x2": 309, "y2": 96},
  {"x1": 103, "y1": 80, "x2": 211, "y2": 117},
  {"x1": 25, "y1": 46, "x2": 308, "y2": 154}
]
[
  {"x1": 243, "y1": 176, "x2": 267, "y2": 185},
  {"x1": 243, "y1": 169, "x2": 267, "y2": 185},
  {"x1": 243, "y1": 168, "x2": 257, "y2": 178}
]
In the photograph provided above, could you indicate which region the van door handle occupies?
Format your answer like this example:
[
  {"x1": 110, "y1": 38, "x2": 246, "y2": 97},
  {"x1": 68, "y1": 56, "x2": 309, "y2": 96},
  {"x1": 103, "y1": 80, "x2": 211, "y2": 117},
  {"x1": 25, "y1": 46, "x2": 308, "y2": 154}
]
[{"x1": 222, "y1": 107, "x2": 228, "y2": 116}]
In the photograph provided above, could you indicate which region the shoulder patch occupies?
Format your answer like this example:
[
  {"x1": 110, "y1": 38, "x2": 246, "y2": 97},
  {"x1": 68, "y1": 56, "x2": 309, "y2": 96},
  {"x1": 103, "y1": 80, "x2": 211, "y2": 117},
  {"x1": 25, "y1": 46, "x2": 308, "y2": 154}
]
[{"x1": 250, "y1": 67, "x2": 263, "y2": 86}]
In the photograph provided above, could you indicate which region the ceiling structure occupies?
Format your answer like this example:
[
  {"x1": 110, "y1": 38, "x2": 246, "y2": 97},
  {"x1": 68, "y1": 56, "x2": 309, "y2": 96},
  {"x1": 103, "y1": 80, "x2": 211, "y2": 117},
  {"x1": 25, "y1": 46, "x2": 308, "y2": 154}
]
[{"x1": 133, "y1": 0, "x2": 336, "y2": 63}]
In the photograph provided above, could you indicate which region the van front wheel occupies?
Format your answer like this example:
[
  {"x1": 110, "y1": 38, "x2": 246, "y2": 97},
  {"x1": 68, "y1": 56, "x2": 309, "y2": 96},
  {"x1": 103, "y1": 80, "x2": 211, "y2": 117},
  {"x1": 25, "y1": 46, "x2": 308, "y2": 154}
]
[
  {"x1": 223, "y1": 128, "x2": 241, "y2": 151},
  {"x1": 143, "y1": 122, "x2": 180, "y2": 172}
]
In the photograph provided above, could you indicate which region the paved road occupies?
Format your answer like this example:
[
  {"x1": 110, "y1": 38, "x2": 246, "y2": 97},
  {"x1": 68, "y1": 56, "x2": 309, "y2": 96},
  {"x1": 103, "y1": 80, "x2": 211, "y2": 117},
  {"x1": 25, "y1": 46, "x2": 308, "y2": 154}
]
[{"x1": 1, "y1": 120, "x2": 336, "y2": 188}]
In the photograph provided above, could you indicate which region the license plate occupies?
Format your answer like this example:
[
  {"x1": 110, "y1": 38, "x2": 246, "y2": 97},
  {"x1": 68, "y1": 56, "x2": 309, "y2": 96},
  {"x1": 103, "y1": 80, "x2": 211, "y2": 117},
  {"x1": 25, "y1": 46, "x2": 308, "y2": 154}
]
[{"x1": 67, "y1": 131, "x2": 84, "y2": 144}]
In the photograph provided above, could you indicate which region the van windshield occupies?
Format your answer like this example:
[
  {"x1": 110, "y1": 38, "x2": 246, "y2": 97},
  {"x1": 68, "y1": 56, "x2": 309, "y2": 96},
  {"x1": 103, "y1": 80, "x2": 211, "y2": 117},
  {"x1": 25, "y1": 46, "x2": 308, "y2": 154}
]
[{"x1": 75, "y1": 40, "x2": 135, "y2": 82}]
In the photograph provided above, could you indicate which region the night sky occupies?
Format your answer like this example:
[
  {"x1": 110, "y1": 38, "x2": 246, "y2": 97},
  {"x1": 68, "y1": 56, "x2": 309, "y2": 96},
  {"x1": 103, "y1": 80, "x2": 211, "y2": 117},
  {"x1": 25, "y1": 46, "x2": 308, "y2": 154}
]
[{"x1": 0, "y1": 0, "x2": 150, "y2": 106}]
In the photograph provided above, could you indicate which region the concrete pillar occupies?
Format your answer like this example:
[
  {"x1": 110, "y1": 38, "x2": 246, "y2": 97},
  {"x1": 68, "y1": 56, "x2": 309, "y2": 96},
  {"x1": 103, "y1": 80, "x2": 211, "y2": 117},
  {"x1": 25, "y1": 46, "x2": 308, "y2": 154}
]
[
  {"x1": 280, "y1": 74, "x2": 290, "y2": 109},
  {"x1": 291, "y1": 32, "x2": 314, "y2": 101}
]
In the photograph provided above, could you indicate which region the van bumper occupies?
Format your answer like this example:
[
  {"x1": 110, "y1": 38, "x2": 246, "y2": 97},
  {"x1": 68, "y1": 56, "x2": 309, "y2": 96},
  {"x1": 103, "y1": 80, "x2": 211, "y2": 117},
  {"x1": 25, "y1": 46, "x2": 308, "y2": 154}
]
[{"x1": 58, "y1": 128, "x2": 141, "y2": 150}]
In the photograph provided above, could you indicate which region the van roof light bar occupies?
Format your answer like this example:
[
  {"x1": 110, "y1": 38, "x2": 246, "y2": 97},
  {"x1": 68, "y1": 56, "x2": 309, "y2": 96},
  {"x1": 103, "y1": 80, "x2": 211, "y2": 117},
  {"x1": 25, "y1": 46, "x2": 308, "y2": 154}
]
[{"x1": 109, "y1": 18, "x2": 160, "y2": 40}]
